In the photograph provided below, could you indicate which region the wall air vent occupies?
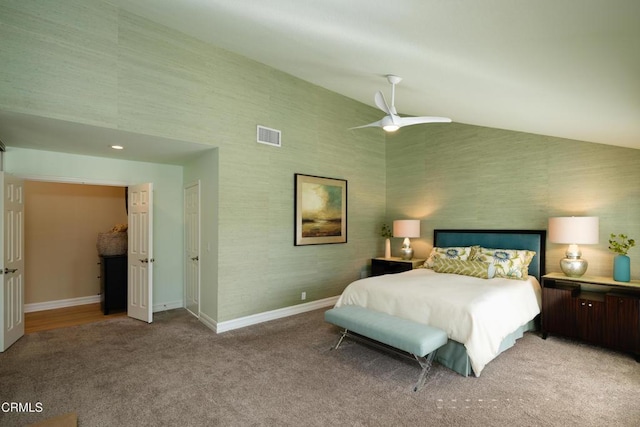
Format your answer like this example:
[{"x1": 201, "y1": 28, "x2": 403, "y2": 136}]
[{"x1": 257, "y1": 125, "x2": 281, "y2": 147}]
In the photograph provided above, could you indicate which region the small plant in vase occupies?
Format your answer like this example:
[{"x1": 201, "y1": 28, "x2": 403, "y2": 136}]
[
  {"x1": 381, "y1": 224, "x2": 393, "y2": 258},
  {"x1": 608, "y1": 233, "x2": 635, "y2": 282}
]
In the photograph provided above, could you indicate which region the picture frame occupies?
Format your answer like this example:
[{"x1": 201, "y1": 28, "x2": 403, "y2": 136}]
[{"x1": 294, "y1": 173, "x2": 347, "y2": 245}]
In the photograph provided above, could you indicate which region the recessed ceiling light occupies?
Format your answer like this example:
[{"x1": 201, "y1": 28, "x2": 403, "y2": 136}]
[{"x1": 111, "y1": 145, "x2": 124, "y2": 150}]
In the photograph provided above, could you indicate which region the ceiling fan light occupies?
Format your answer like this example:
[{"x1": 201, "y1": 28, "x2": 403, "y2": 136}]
[{"x1": 381, "y1": 116, "x2": 399, "y2": 132}]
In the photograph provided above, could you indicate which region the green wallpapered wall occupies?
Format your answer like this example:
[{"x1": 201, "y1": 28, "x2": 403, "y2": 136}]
[
  {"x1": 2, "y1": 1, "x2": 639, "y2": 324},
  {"x1": 0, "y1": 0, "x2": 386, "y2": 322},
  {"x1": 385, "y1": 123, "x2": 640, "y2": 278}
]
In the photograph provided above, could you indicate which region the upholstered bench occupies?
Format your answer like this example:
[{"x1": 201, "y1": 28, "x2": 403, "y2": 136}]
[{"x1": 325, "y1": 305, "x2": 448, "y2": 391}]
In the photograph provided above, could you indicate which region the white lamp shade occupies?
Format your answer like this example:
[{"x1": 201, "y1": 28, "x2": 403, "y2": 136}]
[
  {"x1": 548, "y1": 216, "x2": 599, "y2": 244},
  {"x1": 393, "y1": 220, "x2": 420, "y2": 238}
]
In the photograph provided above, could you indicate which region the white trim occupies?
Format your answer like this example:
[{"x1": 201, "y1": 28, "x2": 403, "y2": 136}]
[
  {"x1": 153, "y1": 300, "x2": 183, "y2": 313},
  {"x1": 199, "y1": 312, "x2": 217, "y2": 332},
  {"x1": 183, "y1": 180, "x2": 201, "y2": 321},
  {"x1": 215, "y1": 296, "x2": 339, "y2": 333},
  {"x1": 14, "y1": 173, "x2": 130, "y2": 187},
  {"x1": 24, "y1": 295, "x2": 101, "y2": 313},
  {"x1": 24, "y1": 297, "x2": 183, "y2": 314}
]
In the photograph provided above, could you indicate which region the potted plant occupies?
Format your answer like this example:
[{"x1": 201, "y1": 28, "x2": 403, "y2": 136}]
[
  {"x1": 608, "y1": 233, "x2": 636, "y2": 282},
  {"x1": 381, "y1": 223, "x2": 393, "y2": 258}
]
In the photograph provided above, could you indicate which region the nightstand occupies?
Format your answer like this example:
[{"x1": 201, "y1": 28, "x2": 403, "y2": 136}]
[
  {"x1": 541, "y1": 272, "x2": 640, "y2": 361},
  {"x1": 371, "y1": 257, "x2": 426, "y2": 277}
]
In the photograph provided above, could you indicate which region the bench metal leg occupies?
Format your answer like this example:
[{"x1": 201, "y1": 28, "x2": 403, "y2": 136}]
[
  {"x1": 413, "y1": 351, "x2": 437, "y2": 392},
  {"x1": 330, "y1": 329, "x2": 438, "y2": 392},
  {"x1": 332, "y1": 328, "x2": 349, "y2": 350}
]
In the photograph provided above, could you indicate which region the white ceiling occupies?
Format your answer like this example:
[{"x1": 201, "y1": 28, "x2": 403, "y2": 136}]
[
  {"x1": 0, "y1": 110, "x2": 214, "y2": 165},
  {"x1": 110, "y1": 0, "x2": 639, "y2": 150},
  {"x1": 2, "y1": 0, "x2": 639, "y2": 163}
]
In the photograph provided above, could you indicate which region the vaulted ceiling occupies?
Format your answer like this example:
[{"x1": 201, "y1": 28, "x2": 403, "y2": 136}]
[
  {"x1": 2, "y1": 1, "x2": 638, "y2": 164},
  {"x1": 109, "y1": 0, "x2": 640, "y2": 150}
]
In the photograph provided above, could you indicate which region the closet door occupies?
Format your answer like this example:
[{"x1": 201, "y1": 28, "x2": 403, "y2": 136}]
[
  {"x1": 1, "y1": 173, "x2": 25, "y2": 352},
  {"x1": 128, "y1": 183, "x2": 153, "y2": 323},
  {"x1": 184, "y1": 181, "x2": 200, "y2": 317}
]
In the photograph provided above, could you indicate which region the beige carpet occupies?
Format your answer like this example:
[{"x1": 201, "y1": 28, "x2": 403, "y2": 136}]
[{"x1": 1, "y1": 308, "x2": 639, "y2": 426}]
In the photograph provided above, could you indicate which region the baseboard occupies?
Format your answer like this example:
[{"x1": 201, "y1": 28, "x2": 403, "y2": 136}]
[
  {"x1": 24, "y1": 297, "x2": 335, "y2": 331},
  {"x1": 24, "y1": 295, "x2": 101, "y2": 313},
  {"x1": 199, "y1": 312, "x2": 216, "y2": 332},
  {"x1": 25, "y1": 297, "x2": 183, "y2": 314},
  {"x1": 214, "y1": 296, "x2": 339, "y2": 333},
  {"x1": 153, "y1": 300, "x2": 183, "y2": 313}
]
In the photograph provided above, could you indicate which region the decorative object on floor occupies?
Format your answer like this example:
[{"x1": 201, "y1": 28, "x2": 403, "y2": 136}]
[
  {"x1": 380, "y1": 223, "x2": 393, "y2": 258},
  {"x1": 393, "y1": 219, "x2": 420, "y2": 260},
  {"x1": 294, "y1": 174, "x2": 347, "y2": 245},
  {"x1": 548, "y1": 216, "x2": 599, "y2": 277},
  {"x1": 350, "y1": 75, "x2": 451, "y2": 132},
  {"x1": 608, "y1": 233, "x2": 636, "y2": 282},
  {"x1": 27, "y1": 411, "x2": 78, "y2": 427}
]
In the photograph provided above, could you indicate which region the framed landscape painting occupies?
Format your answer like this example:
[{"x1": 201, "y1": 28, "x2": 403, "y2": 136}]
[{"x1": 294, "y1": 174, "x2": 347, "y2": 245}]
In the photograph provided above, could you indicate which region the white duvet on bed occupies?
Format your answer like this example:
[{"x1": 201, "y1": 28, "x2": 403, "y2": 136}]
[{"x1": 335, "y1": 268, "x2": 542, "y2": 376}]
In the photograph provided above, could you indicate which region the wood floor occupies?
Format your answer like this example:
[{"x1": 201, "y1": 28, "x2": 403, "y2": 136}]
[{"x1": 25, "y1": 303, "x2": 126, "y2": 334}]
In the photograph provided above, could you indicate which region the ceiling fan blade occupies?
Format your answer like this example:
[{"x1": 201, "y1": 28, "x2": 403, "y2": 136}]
[
  {"x1": 374, "y1": 91, "x2": 391, "y2": 115},
  {"x1": 352, "y1": 75, "x2": 451, "y2": 131},
  {"x1": 349, "y1": 119, "x2": 384, "y2": 130},
  {"x1": 398, "y1": 116, "x2": 452, "y2": 126}
]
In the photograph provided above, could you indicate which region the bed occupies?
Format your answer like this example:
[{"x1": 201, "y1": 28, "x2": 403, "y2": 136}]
[{"x1": 334, "y1": 229, "x2": 546, "y2": 377}]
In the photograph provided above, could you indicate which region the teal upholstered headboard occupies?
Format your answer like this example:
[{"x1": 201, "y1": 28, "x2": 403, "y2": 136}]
[{"x1": 433, "y1": 229, "x2": 546, "y2": 281}]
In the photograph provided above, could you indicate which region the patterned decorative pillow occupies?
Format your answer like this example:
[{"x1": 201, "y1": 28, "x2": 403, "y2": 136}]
[
  {"x1": 432, "y1": 259, "x2": 495, "y2": 279},
  {"x1": 471, "y1": 248, "x2": 536, "y2": 280},
  {"x1": 423, "y1": 246, "x2": 476, "y2": 269}
]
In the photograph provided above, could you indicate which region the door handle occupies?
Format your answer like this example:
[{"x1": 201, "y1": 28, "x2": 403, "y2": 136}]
[
  {"x1": 4, "y1": 268, "x2": 18, "y2": 274},
  {"x1": 191, "y1": 256, "x2": 199, "y2": 261}
]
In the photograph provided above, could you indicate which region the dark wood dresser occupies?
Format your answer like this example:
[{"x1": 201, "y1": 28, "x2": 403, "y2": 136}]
[
  {"x1": 99, "y1": 255, "x2": 128, "y2": 315},
  {"x1": 541, "y1": 272, "x2": 640, "y2": 361}
]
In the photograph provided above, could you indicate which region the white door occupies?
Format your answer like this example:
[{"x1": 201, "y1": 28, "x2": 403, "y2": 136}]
[
  {"x1": 1, "y1": 173, "x2": 25, "y2": 352},
  {"x1": 128, "y1": 183, "x2": 153, "y2": 323},
  {"x1": 184, "y1": 181, "x2": 200, "y2": 317}
]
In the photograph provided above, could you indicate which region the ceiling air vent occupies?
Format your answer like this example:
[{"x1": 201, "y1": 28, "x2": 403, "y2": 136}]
[{"x1": 257, "y1": 125, "x2": 281, "y2": 147}]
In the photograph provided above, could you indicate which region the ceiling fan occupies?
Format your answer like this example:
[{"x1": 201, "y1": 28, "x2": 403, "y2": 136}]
[{"x1": 351, "y1": 75, "x2": 451, "y2": 132}]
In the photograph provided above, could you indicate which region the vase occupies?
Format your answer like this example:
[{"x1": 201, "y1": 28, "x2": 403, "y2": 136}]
[
  {"x1": 384, "y1": 238, "x2": 391, "y2": 258},
  {"x1": 613, "y1": 254, "x2": 630, "y2": 282}
]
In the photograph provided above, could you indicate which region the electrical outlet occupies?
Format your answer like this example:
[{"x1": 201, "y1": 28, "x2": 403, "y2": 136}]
[{"x1": 301, "y1": 291, "x2": 306, "y2": 300}]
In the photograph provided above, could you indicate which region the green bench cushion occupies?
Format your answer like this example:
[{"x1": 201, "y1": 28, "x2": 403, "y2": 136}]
[{"x1": 325, "y1": 305, "x2": 448, "y2": 357}]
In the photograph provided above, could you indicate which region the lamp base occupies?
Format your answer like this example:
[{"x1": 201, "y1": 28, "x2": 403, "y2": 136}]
[
  {"x1": 560, "y1": 257, "x2": 588, "y2": 277},
  {"x1": 400, "y1": 237, "x2": 414, "y2": 260},
  {"x1": 400, "y1": 247, "x2": 413, "y2": 260}
]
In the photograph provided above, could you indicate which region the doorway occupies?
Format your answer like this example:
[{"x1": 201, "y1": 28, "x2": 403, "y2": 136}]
[{"x1": 24, "y1": 180, "x2": 127, "y2": 332}]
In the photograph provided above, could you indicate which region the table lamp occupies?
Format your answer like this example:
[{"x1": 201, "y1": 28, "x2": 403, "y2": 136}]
[
  {"x1": 548, "y1": 216, "x2": 599, "y2": 277},
  {"x1": 393, "y1": 220, "x2": 420, "y2": 260}
]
